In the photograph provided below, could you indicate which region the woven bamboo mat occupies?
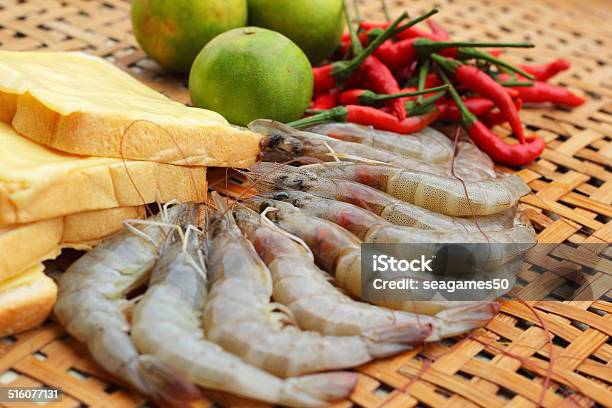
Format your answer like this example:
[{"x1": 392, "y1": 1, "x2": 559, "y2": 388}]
[{"x1": 0, "y1": 0, "x2": 610, "y2": 407}]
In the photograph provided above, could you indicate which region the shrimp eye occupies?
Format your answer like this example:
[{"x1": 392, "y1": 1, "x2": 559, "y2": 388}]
[
  {"x1": 259, "y1": 201, "x2": 273, "y2": 213},
  {"x1": 288, "y1": 139, "x2": 302, "y2": 153},
  {"x1": 268, "y1": 133, "x2": 283, "y2": 148},
  {"x1": 273, "y1": 192, "x2": 289, "y2": 200}
]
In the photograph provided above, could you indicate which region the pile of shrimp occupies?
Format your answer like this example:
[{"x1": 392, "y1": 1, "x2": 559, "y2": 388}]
[{"x1": 53, "y1": 121, "x2": 537, "y2": 407}]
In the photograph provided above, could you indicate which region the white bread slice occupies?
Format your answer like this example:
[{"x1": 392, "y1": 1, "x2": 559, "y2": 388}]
[
  {"x1": 0, "y1": 51, "x2": 261, "y2": 167},
  {"x1": 0, "y1": 121, "x2": 207, "y2": 226},
  {"x1": 0, "y1": 206, "x2": 146, "y2": 283},
  {"x1": 0, "y1": 264, "x2": 57, "y2": 336}
]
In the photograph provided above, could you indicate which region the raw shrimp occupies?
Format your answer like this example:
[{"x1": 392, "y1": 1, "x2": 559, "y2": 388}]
[
  {"x1": 262, "y1": 190, "x2": 535, "y2": 269},
  {"x1": 302, "y1": 162, "x2": 529, "y2": 216},
  {"x1": 248, "y1": 162, "x2": 514, "y2": 232},
  {"x1": 234, "y1": 204, "x2": 497, "y2": 340},
  {"x1": 54, "y1": 205, "x2": 202, "y2": 407},
  {"x1": 250, "y1": 119, "x2": 496, "y2": 180},
  {"x1": 244, "y1": 196, "x2": 500, "y2": 318},
  {"x1": 131, "y1": 205, "x2": 354, "y2": 407},
  {"x1": 306, "y1": 122, "x2": 454, "y2": 163},
  {"x1": 204, "y1": 193, "x2": 420, "y2": 378}
]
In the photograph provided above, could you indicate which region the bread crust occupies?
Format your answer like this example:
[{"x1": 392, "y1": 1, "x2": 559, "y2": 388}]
[
  {"x1": 9, "y1": 92, "x2": 262, "y2": 167},
  {"x1": 0, "y1": 272, "x2": 57, "y2": 337},
  {"x1": 0, "y1": 206, "x2": 146, "y2": 282},
  {"x1": 0, "y1": 155, "x2": 207, "y2": 226}
]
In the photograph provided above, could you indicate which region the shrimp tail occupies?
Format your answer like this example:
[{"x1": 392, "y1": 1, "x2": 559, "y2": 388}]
[
  {"x1": 505, "y1": 173, "x2": 531, "y2": 197},
  {"x1": 429, "y1": 301, "x2": 500, "y2": 341},
  {"x1": 362, "y1": 322, "x2": 432, "y2": 357},
  {"x1": 138, "y1": 355, "x2": 202, "y2": 408},
  {"x1": 282, "y1": 372, "x2": 358, "y2": 407}
]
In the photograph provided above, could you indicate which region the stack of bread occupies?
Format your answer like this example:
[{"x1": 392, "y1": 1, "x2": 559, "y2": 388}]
[{"x1": 0, "y1": 51, "x2": 261, "y2": 336}]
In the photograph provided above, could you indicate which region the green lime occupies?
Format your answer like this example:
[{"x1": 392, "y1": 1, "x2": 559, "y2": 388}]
[
  {"x1": 189, "y1": 27, "x2": 313, "y2": 126},
  {"x1": 247, "y1": 0, "x2": 344, "y2": 64},
  {"x1": 131, "y1": 0, "x2": 248, "y2": 73}
]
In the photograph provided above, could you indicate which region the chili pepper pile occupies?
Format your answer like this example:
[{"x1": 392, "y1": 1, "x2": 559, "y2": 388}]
[{"x1": 292, "y1": 5, "x2": 585, "y2": 167}]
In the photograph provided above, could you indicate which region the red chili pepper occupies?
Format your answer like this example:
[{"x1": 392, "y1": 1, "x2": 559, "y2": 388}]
[
  {"x1": 456, "y1": 47, "x2": 535, "y2": 79},
  {"x1": 425, "y1": 72, "x2": 443, "y2": 88},
  {"x1": 433, "y1": 54, "x2": 527, "y2": 144},
  {"x1": 374, "y1": 39, "x2": 416, "y2": 70},
  {"x1": 394, "y1": 62, "x2": 418, "y2": 84},
  {"x1": 482, "y1": 110, "x2": 505, "y2": 127},
  {"x1": 313, "y1": 12, "x2": 409, "y2": 94},
  {"x1": 436, "y1": 97, "x2": 495, "y2": 121},
  {"x1": 482, "y1": 99, "x2": 523, "y2": 127},
  {"x1": 505, "y1": 87, "x2": 520, "y2": 98},
  {"x1": 510, "y1": 81, "x2": 584, "y2": 106},
  {"x1": 311, "y1": 88, "x2": 339, "y2": 110},
  {"x1": 519, "y1": 59, "x2": 570, "y2": 81},
  {"x1": 442, "y1": 76, "x2": 544, "y2": 166},
  {"x1": 360, "y1": 21, "x2": 440, "y2": 41},
  {"x1": 467, "y1": 122, "x2": 545, "y2": 166},
  {"x1": 289, "y1": 105, "x2": 439, "y2": 134},
  {"x1": 346, "y1": 105, "x2": 439, "y2": 133},
  {"x1": 488, "y1": 48, "x2": 503, "y2": 57},
  {"x1": 338, "y1": 85, "x2": 448, "y2": 106},
  {"x1": 359, "y1": 55, "x2": 407, "y2": 119},
  {"x1": 339, "y1": 31, "x2": 370, "y2": 54},
  {"x1": 498, "y1": 73, "x2": 584, "y2": 106},
  {"x1": 375, "y1": 39, "x2": 531, "y2": 70},
  {"x1": 426, "y1": 19, "x2": 450, "y2": 40}
]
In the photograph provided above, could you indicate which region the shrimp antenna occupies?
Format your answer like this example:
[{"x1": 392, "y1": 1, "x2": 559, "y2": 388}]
[
  {"x1": 259, "y1": 206, "x2": 315, "y2": 260},
  {"x1": 161, "y1": 199, "x2": 180, "y2": 223},
  {"x1": 185, "y1": 225, "x2": 206, "y2": 277},
  {"x1": 123, "y1": 205, "x2": 187, "y2": 249},
  {"x1": 323, "y1": 140, "x2": 342, "y2": 162}
]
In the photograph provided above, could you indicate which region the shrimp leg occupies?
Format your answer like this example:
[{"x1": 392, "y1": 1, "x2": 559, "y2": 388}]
[
  {"x1": 54, "y1": 205, "x2": 201, "y2": 407},
  {"x1": 131, "y1": 204, "x2": 354, "y2": 407}
]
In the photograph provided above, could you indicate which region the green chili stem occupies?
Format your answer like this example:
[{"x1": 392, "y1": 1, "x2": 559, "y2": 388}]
[
  {"x1": 431, "y1": 53, "x2": 460, "y2": 74},
  {"x1": 361, "y1": 84, "x2": 448, "y2": 104},
  {"x1": 353, "y1": 0, "x2": 361, "y2": 24},
  {"x1": 343, "y1": 0, "x2": 363, "y2": 55},
  {"x1": 420, "y1": 40, "x2": 535, "y2": 49},
  {"x1": 287, "y1": 107, "x2": 349, "y2": 129},
  {"x1": 333, "y1": 11, "x2": 409, "y2": 80},
  {"x1": 405, "y1": 90, "x2": 446, "y2": 115},
  {"x1": 499, "y1": 80, "x2": 534, "y2": 87},
  {"x1": 436, "y1": 67, "x2": 477, "y2": 127},
  {"x1": 458, "y1": 47, "x2": 535, "y2": 79},
  {"x1": 417, "y1": 60, "x2": 430, "y2": 105},
  {"x1": 380, "y1": 0, "x2": 391, "y2": 21},
  {"x1": 389, "y1": 8, "x2": 439, "y2": 38}
]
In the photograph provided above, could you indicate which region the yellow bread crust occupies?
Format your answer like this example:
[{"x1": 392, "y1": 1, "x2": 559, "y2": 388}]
[
  {"x1": 0, "y1": 51, "x2": 261, "y2": 167},
  {"x1": 0, "y1": 206, "x2": 146, "y2": 282},
  {"x1": 0, "y1": 161, "x2": 206, "y2": 225},
  {"x1": 0, "y1": 270, "x2": 57, "y2": 337},
  {"x1": 0, "y1": 123, "x2": 208, "y2": 225}
]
